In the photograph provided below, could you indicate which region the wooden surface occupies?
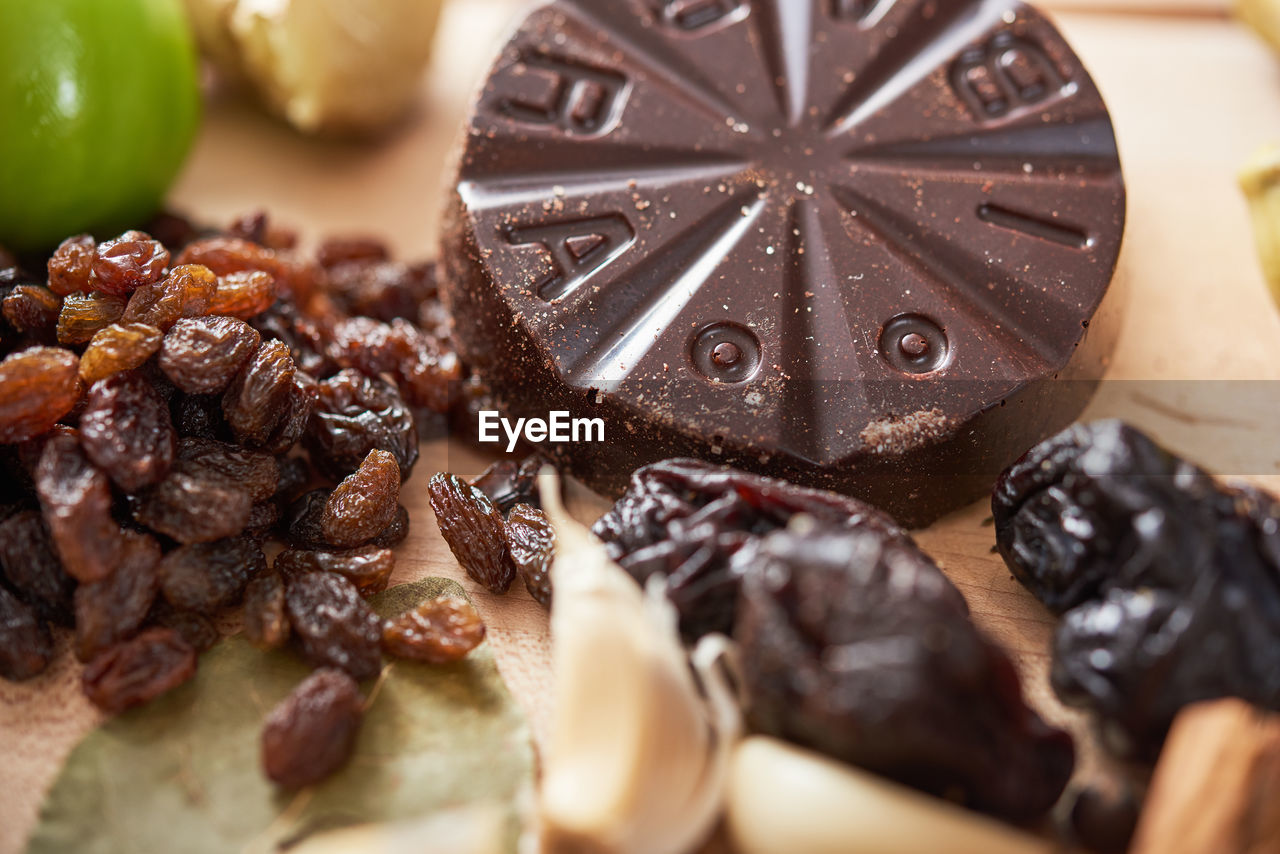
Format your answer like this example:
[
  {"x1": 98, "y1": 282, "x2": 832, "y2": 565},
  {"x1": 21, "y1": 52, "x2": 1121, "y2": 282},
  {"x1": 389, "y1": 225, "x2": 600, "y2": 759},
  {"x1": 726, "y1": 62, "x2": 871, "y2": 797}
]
[{"x1": 5, "y1": 2, "x2": 1280, "y2": 852}]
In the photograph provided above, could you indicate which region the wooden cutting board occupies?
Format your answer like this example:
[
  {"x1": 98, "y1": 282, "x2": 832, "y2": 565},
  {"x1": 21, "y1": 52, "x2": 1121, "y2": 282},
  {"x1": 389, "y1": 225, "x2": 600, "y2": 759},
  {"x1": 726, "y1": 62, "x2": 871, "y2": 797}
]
[{"x1": 4, "y1": 3, "x2": 1280, "y2": 851}]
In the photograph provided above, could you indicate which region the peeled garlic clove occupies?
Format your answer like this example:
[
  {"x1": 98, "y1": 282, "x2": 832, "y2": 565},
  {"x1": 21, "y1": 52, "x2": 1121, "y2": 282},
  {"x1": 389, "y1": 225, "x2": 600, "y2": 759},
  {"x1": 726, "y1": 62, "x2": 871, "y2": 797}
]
[
  {"x1": 726, "y1": 737, "x2": 1053, "y2": 854},
  {"x1": 1238, "y1": 0, "x2": 1280, "y2": 55},
  {"x1": 1240, "y1": 143, "x2": 1280, "y2": 309},
  {"x1": 539, "y1": 474, "x2": 740, "y2": 854}
]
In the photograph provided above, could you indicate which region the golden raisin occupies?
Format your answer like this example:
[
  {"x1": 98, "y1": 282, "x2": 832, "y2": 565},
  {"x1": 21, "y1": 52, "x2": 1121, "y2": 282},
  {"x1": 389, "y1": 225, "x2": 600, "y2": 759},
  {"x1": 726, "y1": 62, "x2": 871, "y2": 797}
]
[
  {"x1": 79, "y1": 322, "x2": 163, "y2": 384},
  {"x1": 382, "y1": 595, "x2": 486, "y2": 664},
  {"x1": 57, "y1": 292, "x2": 126, "y2": 345}
]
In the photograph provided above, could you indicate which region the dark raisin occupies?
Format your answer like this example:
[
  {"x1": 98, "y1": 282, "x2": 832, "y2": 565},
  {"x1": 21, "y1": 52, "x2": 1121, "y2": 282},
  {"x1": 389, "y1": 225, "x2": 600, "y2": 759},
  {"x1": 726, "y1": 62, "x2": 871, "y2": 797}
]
[
  {"x1": 0, "y1": 511, "x2": 76, "y2": 624},
  {"x1": 158, "y1": 536, "x2": 265, "y2": 614},
  {"x1": 91, "y1": 231, "x2": 170, "y2": 296},
  {"x1": 322, "y1": 260, "x2": 435, "y2": 323},
  {"x1": 370, "y1": 504, "x2": 409, "y2": 548},
  {"x1": 79, "y1": 372, "x2": 177, "y2": 492},
  {"x1": 261, "y1": 668, "x2": 364, "y2": 788},
  {"x1": 0, "y1": 587, "x2": 53, "y2": 681},
  {"x1": 174, "y1": 236, "x2": 280, "y2": 278},
  {"x1": 284, "y1": 489, "x2": 331, "y2": 549},
  {"x1": 172, "y1": 393, "x2": 229, "y2": 440},
  {"x1": 121, "y1": 264, "x2": 217, "y2": 331},
  {"x1": 274, "y1": 456, "x2": 311, "y2": 505},
  {"x1": 321, "y1": 450, "x2": 400, "y2": 548},
  {"x1": 57, "y1": 292, "x2": 126, "y2": 345},
  {"x1": 506, "y1": 504, "x2": 554, "y2": 607},
  {"x1": 326, "y1": 316, "x2": 460, "y2": 413},
  {"x1": 134, "y1": 462, "x2": 253, "y2": 544},
  {"x1": 593, "y1": 459, "x2": 908, "y2": 640},
  {"x1": 735, "y1": 523, "x2": 1074, "y2": 820},
  {"x1": 316, "y1": 236, "x2": 389, "y2": 269},
  {"x1": 81, "y1": 627, "x2": 196, "y2": 712},
  {"x1": 35, "y1": 433, "x2": 123, "y2": 583},
  {"x1": 274, "y1": 547, "x2": 394, "y2": 596},
  {"x1": 209, "y1": 270, "x2": 276, "y2": 319},
  {"x1": 3, "y1": 285, "x2": 61, "y2": 337},
  {"x1": 47, "y1": 234, "x2": 96, "y2": 296},
  {"x1": 176, "y1": 437, "x2": 279, "y2": 502},
  {"x1": 305, "y1": 370, "x2": 417, "y2": 481},
  {"x1": 261, "y1": 371, "x2": 316, "y2": 455},
  {"x1": 73, "y1": 531, "x2": 162, "y2": 661},
  {"x1": 223, "y1": 339, "x2": 296, "y2": 447},
  {"x1": 284, "y1": 572, "x2": 381, "y2": 680},
  {"x1": 78, "y1": 322, "x2": 164, "y2": 384},
  {"x1": 427, "y1": 473, "x2": 515, "y2": 594},
  {"x1": 159, "y1": 316, "x2": 262, "y2": 393},
  {"x1": 0, "y1": 347, "x2": 82, "y2": 443},
  {"x1": 471, "y1": 452, "x2": 553, "y2": 514},
  {"x1": 382, "y1": 595, "x2": 485, "y2": 664},
  {"x1": 243, "y1": 572, "x2": 289, "y2": 650},
  {"x1": 147, "y1": 601, "x2": 220, "y2": 652},
  {"x1": 244, "y1": 501, "x2": 281, "y2": 539}
]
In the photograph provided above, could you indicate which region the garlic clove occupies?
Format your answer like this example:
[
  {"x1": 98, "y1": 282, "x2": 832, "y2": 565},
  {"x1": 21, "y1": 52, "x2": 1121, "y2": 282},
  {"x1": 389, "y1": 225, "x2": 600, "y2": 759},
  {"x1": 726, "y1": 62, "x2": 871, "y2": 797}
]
[
  {"x1": 726, "y1": 737, "x2": 1053, "y2": 854},
  {"x1": 1240, "y1": 143, "x2": 1280, "y2": 309}
]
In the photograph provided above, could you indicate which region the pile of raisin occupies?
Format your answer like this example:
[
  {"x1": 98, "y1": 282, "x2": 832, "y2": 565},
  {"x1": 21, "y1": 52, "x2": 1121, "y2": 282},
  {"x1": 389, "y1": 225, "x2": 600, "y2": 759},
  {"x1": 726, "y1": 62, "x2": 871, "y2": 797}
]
[
  {"x1": 993, "y1": 420, "x2": 1280, "y2": 760},
  {"x1": 0, "y1": 215, "x2": 489, "y2": 787}
]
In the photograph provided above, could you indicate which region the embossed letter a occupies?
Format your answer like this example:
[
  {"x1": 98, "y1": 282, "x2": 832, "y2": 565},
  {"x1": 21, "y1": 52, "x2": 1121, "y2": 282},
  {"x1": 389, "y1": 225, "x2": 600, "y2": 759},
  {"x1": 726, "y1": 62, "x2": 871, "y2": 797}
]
[{"x1": 507, "y1": 215, "x2": 636, "y2": 302}]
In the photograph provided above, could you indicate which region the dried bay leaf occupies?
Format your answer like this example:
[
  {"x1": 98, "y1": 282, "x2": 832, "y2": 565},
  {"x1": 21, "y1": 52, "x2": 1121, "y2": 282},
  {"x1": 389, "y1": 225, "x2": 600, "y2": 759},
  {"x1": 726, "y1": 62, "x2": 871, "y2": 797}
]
[{"x1": 28, "y1": 578, "x2": 533, "y2": 854}]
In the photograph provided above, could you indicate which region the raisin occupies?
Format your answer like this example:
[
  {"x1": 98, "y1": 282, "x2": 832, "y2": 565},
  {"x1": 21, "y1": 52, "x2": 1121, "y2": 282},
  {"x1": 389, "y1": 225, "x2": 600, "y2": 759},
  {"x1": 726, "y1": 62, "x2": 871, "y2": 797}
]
[
  {"x1": 274, "y1": 456, "x2": 311, "y2": 505},
  {"x1": 35, "y1": 433, "x2": 123, "y2": 583},
  {"x1": 172, "y1": 393, "x2": 229, "y2": 440},
  {"x1": 79, "y1": 372, "x2": 176, "y2": 492},
  {"x1": 0, "y1": 587, "x2": 53, "y2": 681},
  {"x1": 223, "y1": 339, "x2": 296, "y2": 447},
  {"x1": 3, "y1": 285, "x2": 61, "y2": 337},
  {"x1": 327, "y1": 316, "x2": 460, "y2": 413},
  {"x1": 47, "y1": 234, "x2": 96, "y2": 296},
  {"x1": 0, "y1": 511, "x2": 75, "y2": 624},
  {"x1": 73, "y1": 531, "x2": 162, "y2": 661},
  {"x1": 91, "y1": 231, "x2": 170, "y2": 296},
  {"x1": 370, "y1": 504, "x2": 409, "y2": 548},
  {"x1": 208, "y1": 270, "x2": 276, "y2": 319},
  {"x1": 0, "y1": 346, "x2": 82, "y2": 443},
  {"x1": 143, "y1": 211, "x2": 199, "y2": 251},
  {"x1": 157, "y1": 316, "x2": 261, "y2": 395},
  {"x1": 134, "y1": 462, "x2": 253, "y2": 544},
  {"x1": 82, "y1": 627, "x2": 196, "y2": 713},
  {"x1": 284, "y1": 489, "x2": 331, "y2": 549},
  {"x1": 174, "y1": 236, "x2": 280, "y2": 278},
  {"x1": 284, "y1": 572, "x2": 381, "y2": 680},
  {"x1": 506, "y1": 504, "x2": 554, "y2": 607},
  {"x1": 158, "y1": 536, "x2": 266, "y2": 614},
  {"x1": 176, "y1": 437, "x2": 279, "y2": 502},
  {"x1": 57, "y1": 292, "x2": 126, "y2": 345},
  {"x1": 244, "y1": 501, "x2": 281, "y2": 539},
  {"x1": 993, "y1": 421, "x2": 1280, "y2": 759},
  {"x1": 243, "y1": 572, "x2": 289, "y2": 650},
  {"x1": 735, "y1": 523, "x2": 1075, "y2": 820},
  {"x1": 121, "y1": 264, "x2": 217, "y2": 331},
  {"x1": 79, "y1": 322, "x2": 164, "y2": 384},
  {"x1": 322, "y1": 260, "x2": 435, "y2": 323},
  {"x1": 316, "y1": 236, "x2": 389, "y2": 269},
  {"x1": 471, "y1": 453, "x2": 553, "y2": 515},
  {"x1": 427, "y1": 473, "x2": 515, "y2": 594},
  {"x1": 321, "y1": 450, "x2": 400, "y2": 548},
  {"x1": 147, "y1": 601, "x2": 220, "y2": 652},
  {"x1": 305, "y1": 370, "x2": 418, "y2": 481},
  {"x1": 592, "y1": 459, "x2": 907, "y2": 640},
  {"x1": 382, "y1": 595, "x2": 485, "y2": 664},
  {"x1": 261, "y1": 668, "x2": 364, "y2": 788},
  {"x1": 274, "y1": 547, "x2": 394, "y2": 596},
  {"x1": 261, "y1": 372, "x2": 317, "y2": 455}
]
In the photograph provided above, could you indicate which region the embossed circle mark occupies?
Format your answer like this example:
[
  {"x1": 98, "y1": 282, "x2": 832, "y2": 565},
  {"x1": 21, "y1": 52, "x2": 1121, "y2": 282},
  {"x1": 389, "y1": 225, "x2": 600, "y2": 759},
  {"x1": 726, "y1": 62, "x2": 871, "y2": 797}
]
[
  {"x1": 692, "y1": 322, "x2": 761, "y2": 383},
  {"x1": 880, "y1": 315, "x2": 949, "y2": 375}
]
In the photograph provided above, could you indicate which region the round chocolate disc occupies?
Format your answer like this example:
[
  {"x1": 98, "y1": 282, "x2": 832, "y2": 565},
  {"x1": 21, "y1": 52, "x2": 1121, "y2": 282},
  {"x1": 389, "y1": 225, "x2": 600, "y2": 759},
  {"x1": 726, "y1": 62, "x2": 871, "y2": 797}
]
[{"x1": 442, "y1": 0, "x2": 1126, "y2": 526}]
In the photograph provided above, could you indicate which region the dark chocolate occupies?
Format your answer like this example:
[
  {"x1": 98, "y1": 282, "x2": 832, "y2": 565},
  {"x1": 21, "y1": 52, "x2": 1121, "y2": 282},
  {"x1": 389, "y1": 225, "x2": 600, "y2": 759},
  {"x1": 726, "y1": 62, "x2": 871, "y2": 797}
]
[{"x1": 442, "y1": 0, "x2": 1126, "y2": 526}]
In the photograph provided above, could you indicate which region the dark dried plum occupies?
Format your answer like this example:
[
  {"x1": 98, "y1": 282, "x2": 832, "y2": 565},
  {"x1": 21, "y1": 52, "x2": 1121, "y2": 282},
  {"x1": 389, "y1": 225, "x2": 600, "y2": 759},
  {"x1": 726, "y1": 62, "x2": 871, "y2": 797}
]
[
  {"x1": 428, "y1": 473, "x2": 515, "y2": 594},
  {"x1": 506, "y1": 503, "x2": 554, "y2": 607},
  {"x1": 735, "y1": 522, "x2": 1074, "y2": 820},
  {"x1": 35, "y1": 433, "x2": 123, "y2": 583},
  {"x1": 592, "y1": 459, "x2": 907, "y2": 640},
  {"x1": 243, "y1": 572, "x2": 289, "y2": 650},
  {"x1": 382, "y1": 595, "x2": 485, "y2": 664},
  {"x1": 321, "y1": 450, "x2": 400, "y2": 548},
  {"x1": 305, "y1": 370, "x2": 417, "y2": 481},
  {"x1": 79, "y1": 372, "x2": 177, "y2": 492},
  {"x1": 0, "y1": 347, "x2": 82, "y2": 444},
  {"x1": 0, "y1": 510, "x2": 75, "y2": 624},
  {"x1": 274, "y1": 547, "x2": 394, "y2": 596},
  {"x1": 284, "y1": 572, "x2": 382, "y2": 680},
  {"x1": 158, "y1": 536, "x2": 265, "y2": 614},
  {"x1": 73, "y1": 531, "x2": 162, "y2": 661},
  {"x1": 134, "y1": 461, "x2": 253, "y2": 544},
  {"x1": 261, "y1": 668, "x2": 364, "y2": 788},
  {"x1": 159, "y1": 316, "x2": 262, "y2": 394},
  {"x1": 82, "y1": 627, "x2": 196, "y2": 712},
  {"x1": 0, "y1": 587, "x2": 53, "y2": 681}
]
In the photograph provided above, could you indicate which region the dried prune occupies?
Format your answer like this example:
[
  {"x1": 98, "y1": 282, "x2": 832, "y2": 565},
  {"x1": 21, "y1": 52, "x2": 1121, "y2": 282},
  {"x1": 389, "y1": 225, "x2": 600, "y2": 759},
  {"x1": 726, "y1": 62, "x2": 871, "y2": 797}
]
[
  {"x1": 223, "y1": 339, "x2": 296, "y2": 447},
  {"x1": 284, "y1": 572, "x2": 382, "y2": 680},
  {"x1": 0, "y1": 587, "x2": 53, "y2": 681},
  {"x1": 35, "y1": 433, "x2": 123, "y2": 583},
  {"x1": 121, "y1": 264, "x2": 216, "y2": 331},
  {"x1": 471, "y1": 453, "x2": 552, "y2": 515},
  {"x1": 57, "y1": 292, "x2": 126, "y2": 345},
  {"x1": 79, "y1": 372, "x2": 176, "y2": 492},
  {"x1": 82, "y1": 627, "x2": 196, "y2": 713},
  {"x1": 158, "y1": 536, "x2": 266, "y2": 614},
  {"x1": 305, "y1": 370, "x2": 417, "y2": 481},
  {"x1": 79, "y1": 322, "x2": 163, "y2": 384},
  {"x1": 176, "y1": 437, "x2": 279, "y2": 502},
  {"x1": 274, "y1": 547, "x2": 394, "y2": 596},
  {"x1": 209, "y1": 270, "x2": 276, "y2": 319},
  {"x1": 382, "y1": 595, "x2": 485, "y2": 664},
  {"x1": 261, "y1": 668, "x2": 364, "y2": 788},
  {"x1": 593, "y1": 459, "x2": 907, "y2": 640},
  {"x1": 428, "y1": 473, "x2": 515, "y2": 594},
  {"x1": 134, "y1": 462, "x2": 253, "y2": 544},
  {"x1": 73, "y1": 531, "x2": 162, "y2": 661},
  {"x1": 158, "y1": 316, "x2": 261, "y2": 393},
  {"x1": 0, "y1": 347, "x2": 82, "y2": 443},
  {"x1": 92, "y1": 231, "x2": 169, "y2": 296},
  {"x1": 370, "y1": 504, "x2": 409, "y2": 549},
  {"x1": 321, "y1": 450, "x2": 400, "y2": 548},
  {"x1": 243, "y1": 571, "x2": 289, "y2": 650},
  {"x1": 147, "y1": 601, "x2": 220, "y2": 652},
  {"x1": 506, "y1": 504, "x2": 554, "y2": 607},
  {"x1": 47, "y1": 234, "x2": 96, "y2": 296},
  {"x1": 3, "y1": 285, "x2": 61, "y2": 337},
  {"x1": 735, "y1": 523, "x2": 1074, "y2": 820},
  {"x1": 0, "y1": 511, "x2": 75, "y2": 624},
  {"x1": 993, "y1": 421, "x2": 1280, "y2": 759},
  {"x1": 284, "y1": 489, "x2": 331, "y2": 549}
]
